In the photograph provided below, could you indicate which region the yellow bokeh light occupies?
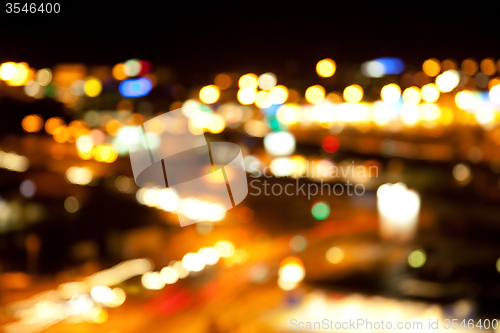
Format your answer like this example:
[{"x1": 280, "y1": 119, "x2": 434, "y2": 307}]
[
  {"x1": 489, "y1": 85, "x2": 500, "y2": 105},
  {"x1": 199, "y1": 85, "x2": 220, "y2": 104},
  {"x1": 0, "y1": 62, "x2": 17, "y2": 81},
  {"x1": 22, "y1": 114, "x2": 43, "y2": 133},
  {"x1": 276, "y1": 104, "x2": 300, "y2": 125},
  {"x1": 238, "y1": 73, "x2": 258, "y2": 89},
  {"x1": 207, "y1": 115, "x2": 225, "y2": 134},
  {"x1": 78, "y1": 148, "x2": 93, "y2": 160},
  {"x1": 402, "y1": 86, "x2": 421, "y2": 105},
  {"x1": 419, "y1": 103, "x2": 441, "y2": 121},
  {"x1": 326, "y1": 246, "x2": 344, "y2": 264},
  {"x1": 435, "y1": 70, "x2": 460, "y2": 93},
  {"x1": 421, "y1": 83, "x2": 440, "y2": 102},
  {"x1": 400, "y1": 105, "x2": 420, "y2": 126},
  {"x1": 94, "y1": 145, "x2": 118, "y2": 163},
  {"x1": 305, "y1": 85, "x2": 325, "y2": 104},
  {"x1": 237, "y1": 87, "x2": 257, "y2": 105},
  {"x1": 343, "y1": 84, "x2": 363, "y2": 103},
  {"x1": 455, "y1": 90, "x2": 475, "y2": 110},
  {"x1": 269, "y1": 85, "x2": 288, "y2": 104},
  {"x1": 84, "y1": 77, "x2": 102, "y2": 97},
  {"x1": 461, "y1": 58, "x2": 478, "y2": 76},
  {"x1": 255, "y1": 90, "x2": 272, "y2": 109},
  {"x1": 6, "y1": 63, "x2": 31, "y2": 86},
  {"x1": 92, "y1": 308, "x2": 108, "y2": 324},
  {"x1": 380, "y1": 83, "x2": 401, "y2": 104},
  {"x1": 422, "y1": 58, "x2": 441, "y2": 77},
  {"x1": 290, "y1": 155, "x2": 307, "y2": 178},
  {"x1": 316, "y1": 58, "x2": 336, "y2": 78}
]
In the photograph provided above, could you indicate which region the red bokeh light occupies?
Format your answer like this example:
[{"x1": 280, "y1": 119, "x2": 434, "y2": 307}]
[{"x1": 321, "y1": 136, "x2": 339, "y2": 153}]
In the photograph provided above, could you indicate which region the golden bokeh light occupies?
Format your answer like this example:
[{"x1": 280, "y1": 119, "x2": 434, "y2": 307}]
[
  {"x1": 402, "y1": 86, "x2": 421, "y2": 105},
  {"x1": 422, "y1": 58, "x2": 441, "y2": 77},
  {"x1": 45, "y1": 117, "x2": 64, "y2": 135},
  {"x1": 0, "y1": 62, "x2": 17, "y2": 81},
  {"x1": 269, "y1": 85, "x2": 288, "y2": 104},
  {"x1": 435, "y1": 70, "x2": 459, "y2": 93},
  {"x1": 53, "y1": 126, "x2": 70, "y2": 143},
  {"x1": 199, "y1": 85, "x2": 220, "y2": 104},
  {"x1": 255, "y1": 90, "x2": 272, "y2": 109},
  {"x1": 238, "y1": 73, "x2": 258, "y2": 89},
  {"x1": 276, "y1": 104, "x2": 300, "y2": 125},
  {"x1": 480, "y1": 58, "x2": 496, "y2": 76},
  {"x1": 22, "y1": 115, "x2": 43, "y2": 133},
  {"x1": 84, "y1": 77, "x2": 102, "y2": 97},
  {"x1": 380, "y1": 83, "x2": 401, "y2": 104},
  {"x1": 421, "y1": 83, "x2": 440, "y2": 102},
  {"x1": 343, "y1": 84, "x2": 363, "y2": 103},
  {"x1": 488, "y1": 77, "x2": 500, "y2": 91},
  {"x1": 316, "y1": 58, "x2": 336, "y2": 78},
  {"x1": 207, "y1": 115, "x2": 225, "y2": 134},
  {"x1": 455, "y1": 90, "x2": 475, "y2": 110},
  {"x1": 237, "y1": 87, "x2": 257, "y2": 105},
  {"x1": 105, "y1": 119, "x2": 122, "y2": 136},
  {"x1": 94, "y1": 145, "x2": 118, "y2": 163},
  {"x1": 305, "y1": 85, "x2": 325, "y2": 104},
  {"x1": 112, "y1": 63, "x2": 127, "y2": 80}
]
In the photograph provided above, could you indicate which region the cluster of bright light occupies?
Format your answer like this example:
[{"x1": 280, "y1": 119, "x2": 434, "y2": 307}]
[
  {"x1": 112, "y1": 59, "x2": 151, "y2": 80},
  {"x1": 93, "y1": 144, "x2": 118, "y2": 163},
  {"x1": 278, "y1": 256, "x2": 305, "y2": 290},
  {"x1": 5, "y1": 259, "x2": 152, "y2": 332},
  {"x1": 90, "y1": 286, "x2": 126, "y2": 308},
  {"x1": 135, "y1": 187, "x2": 226, "y2": 222},
  {"x1": 0, "y1": 150, "x2": 30, "y2": 172},
  {"x1": 65, "y1": 166, "x2": 93, "y2": 185},
  {"x1": 0, "y1": 62, "x2": 32, "y2": 86},
  {"x1": 435, "y1": 70, "x2": 460, "y2": 93},
  {"x1": 178, "y1": 198, "x2": 226, "y2": 222},
  {"x1": 236, "y1": 72, "x2": 286, "y2": 108},
  {"x1": 141, "y1": 241, "x2": 237, "y2": 291},
  {"x1": 136, "y1": 187, "x2": 180, "y2": 211},
  {"x1": 181, "y1": 100, "x2": 227, "y2": 134},
  {"x1": 377, "y1": 183, "x2": 420, "y2": 242},
  {"x1": 263, "y1": 132, "x2": 296, "y2": 156}
]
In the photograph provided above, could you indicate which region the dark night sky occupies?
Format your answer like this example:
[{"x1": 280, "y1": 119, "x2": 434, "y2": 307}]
[{"x1": 1, "y1": 1, "x2": 500, "y2": 82}]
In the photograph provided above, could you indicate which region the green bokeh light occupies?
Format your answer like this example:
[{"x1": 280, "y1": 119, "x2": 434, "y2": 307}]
[
  {"x1": 311, "y1": 201, "x2": 330, "y2": 220},
  {"x1": 408, "y1": 249, "x2": 426, "y2": 268}
]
